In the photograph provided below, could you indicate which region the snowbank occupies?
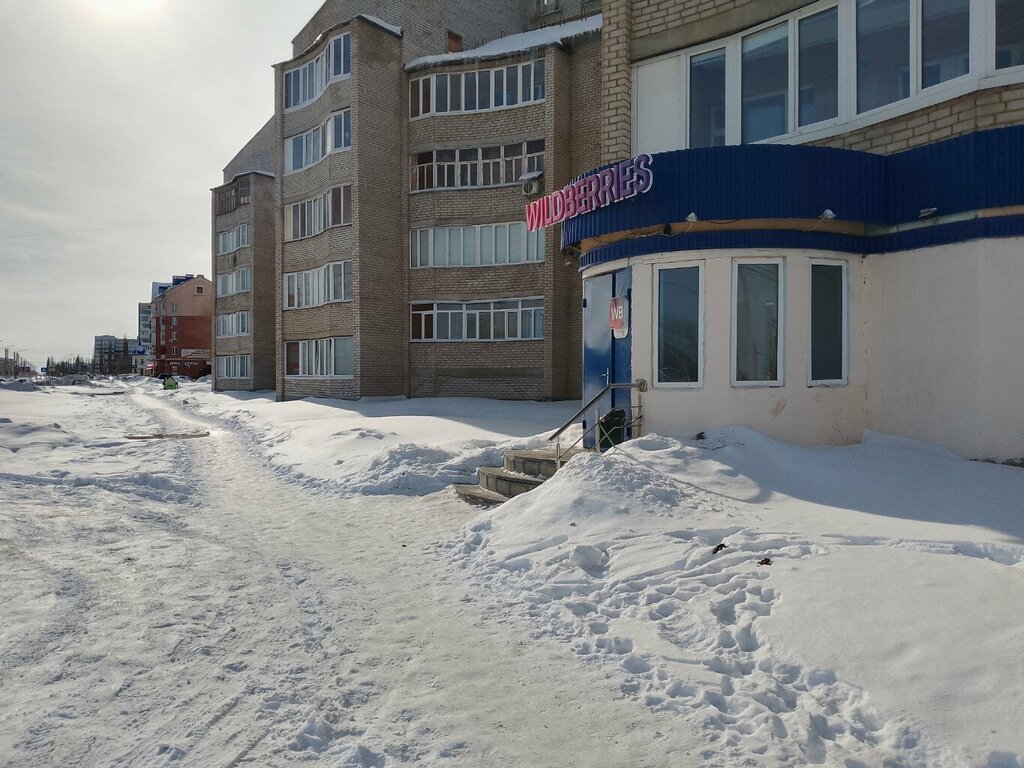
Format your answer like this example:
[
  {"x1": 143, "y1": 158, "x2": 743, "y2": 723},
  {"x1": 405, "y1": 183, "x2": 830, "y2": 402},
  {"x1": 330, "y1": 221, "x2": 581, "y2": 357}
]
[
  {"x1": 450, "y1": 427, "x2": 1024, "y2": 766},
  {"x1": 139, "y1": 382, "x2": 580, "y2": 497},
  {"x1": 0, "y1": 379, "x2": 39, "y2": 392}
]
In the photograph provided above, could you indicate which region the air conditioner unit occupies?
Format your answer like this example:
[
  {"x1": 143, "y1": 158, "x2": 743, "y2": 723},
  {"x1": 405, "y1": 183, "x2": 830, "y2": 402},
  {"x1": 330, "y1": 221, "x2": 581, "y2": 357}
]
[{"x1": 522, "y1": 178, "x2": 539, "y2": 196}]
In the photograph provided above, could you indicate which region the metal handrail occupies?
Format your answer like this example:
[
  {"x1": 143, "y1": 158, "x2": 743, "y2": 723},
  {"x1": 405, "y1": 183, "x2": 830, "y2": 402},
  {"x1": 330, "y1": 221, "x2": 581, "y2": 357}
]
[
  {"x1": 552, "y1": 405, "x2": 643, "y2": 467},
  {"x1": 548, "y1": 378, "x2": 648, "y2": 443}
]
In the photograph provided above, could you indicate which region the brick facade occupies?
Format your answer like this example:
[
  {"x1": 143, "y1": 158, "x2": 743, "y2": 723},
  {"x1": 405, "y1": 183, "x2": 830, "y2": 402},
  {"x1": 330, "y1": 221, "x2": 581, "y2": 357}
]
[
  {"x1": 151, "y1": 277, "x2": 214, "y2": 378},
  {"x1": 631, "y1": 0, "x2": 813, "y2": 60},
  {"x1": 813, "y1": 84, "x2": 1024, "y2": 154},
  {"x1": 260, "y1": 3, "x2": 600, "y2": 403},
  {"x1": 601, "y1": 0, "x2": 632, "y2": 162},
  {"x1": 212, "y1": 117, "x2": 277, "y2": 392}
]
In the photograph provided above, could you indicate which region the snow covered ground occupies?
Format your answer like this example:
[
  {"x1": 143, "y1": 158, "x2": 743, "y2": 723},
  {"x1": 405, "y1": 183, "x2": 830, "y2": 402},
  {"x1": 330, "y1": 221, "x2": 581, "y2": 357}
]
[
  {"x1": 153, "y1": 380, "x2": 579, "y2": 495},
  {"x1": 2, "y1": 380, "x2": 1022, "y2": 767},
  {"x1": 452, "y1": 429, "x2": 1024, "y2": 767}
]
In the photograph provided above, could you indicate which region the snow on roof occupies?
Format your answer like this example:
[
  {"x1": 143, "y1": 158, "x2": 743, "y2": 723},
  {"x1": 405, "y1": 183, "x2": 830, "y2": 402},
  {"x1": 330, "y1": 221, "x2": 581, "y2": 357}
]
[
  {"x1": 214, "y1": 170, "x2": 274, "y2": 190},
  {"x1": 406, "y1": 14, "x2": 602, "y2": 72},
  {"x1": 357, "y1": 14, "x2": 402, "y2": 38}
]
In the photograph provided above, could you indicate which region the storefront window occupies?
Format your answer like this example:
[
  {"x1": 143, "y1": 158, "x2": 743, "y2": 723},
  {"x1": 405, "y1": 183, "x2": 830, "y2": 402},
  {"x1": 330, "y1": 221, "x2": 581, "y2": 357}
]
[
  {"x1": 742, "y1": 23, "x2": 789, "y2": 142},
  {"x1": 857, "y1": 0, "x2": 910, "y2": 113},
  {"x1": 810, "y1": 263, "x2": 847, "y2": 383},
  {"x1": 734, "y1": 262, "x2": 781, "y2": 383},
  {"x1": 798, "y1": 8, "x2": 839, "y2": 126},
  {"x1": 922, "y1": 0, "x2": 970, "y2": 88},
  {"x1": 689, "y1": 49, "x2": 726, "y2": 148},
  {"x1": 658, "y1": 267, "x2": 701, "y2": 384}
]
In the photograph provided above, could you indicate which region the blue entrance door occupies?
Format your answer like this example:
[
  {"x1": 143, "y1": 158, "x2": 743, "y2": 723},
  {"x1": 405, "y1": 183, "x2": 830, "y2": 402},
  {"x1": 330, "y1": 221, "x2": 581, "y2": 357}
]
[{"x1": 582, "y1": 268, "x2": 632, "y2": 448}]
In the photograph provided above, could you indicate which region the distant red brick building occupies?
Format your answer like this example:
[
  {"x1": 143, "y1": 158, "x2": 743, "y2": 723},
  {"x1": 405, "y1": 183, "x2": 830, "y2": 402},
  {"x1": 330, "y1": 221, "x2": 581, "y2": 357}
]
[{"x1": 151, "y1": 275, "x2": 214, "y2": 377}]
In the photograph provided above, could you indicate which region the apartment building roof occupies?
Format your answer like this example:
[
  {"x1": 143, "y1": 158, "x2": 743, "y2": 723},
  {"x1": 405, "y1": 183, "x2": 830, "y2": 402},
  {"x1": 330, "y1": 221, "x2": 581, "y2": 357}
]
[
  {"x1": 280, "y1": 13, "x2": 402, "y2": 68},
  {"x1": 213, "y1": 170, "x2": 275, "y2": 191},
  {"x1": 405, "y1": 13, "x2": 602, "y2": 72}
]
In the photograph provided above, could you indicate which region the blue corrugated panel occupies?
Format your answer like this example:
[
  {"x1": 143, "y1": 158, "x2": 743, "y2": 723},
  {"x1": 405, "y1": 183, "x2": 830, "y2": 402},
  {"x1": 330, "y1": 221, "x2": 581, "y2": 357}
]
[
  {"x1": 562, "y1": 144, "x2": 888, "y2": 246},
  {"x1": 886, "y1": 126, "x2": 1024, "y2": 223},
  {"x1": 565, "y1": 125, "x2": 1024, "y2": 263}
]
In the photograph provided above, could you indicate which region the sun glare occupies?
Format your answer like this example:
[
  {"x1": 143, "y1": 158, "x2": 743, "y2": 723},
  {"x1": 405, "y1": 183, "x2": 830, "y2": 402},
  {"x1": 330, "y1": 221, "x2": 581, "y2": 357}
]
[{"x1": 81, "y1": 0, "x2": 162, "y2": 19}]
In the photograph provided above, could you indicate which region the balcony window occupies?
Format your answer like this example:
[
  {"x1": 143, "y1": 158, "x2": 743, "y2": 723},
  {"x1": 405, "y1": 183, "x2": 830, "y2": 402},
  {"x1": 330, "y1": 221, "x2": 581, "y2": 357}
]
[
  {"x1": 798, "y1": 8, "x2": 839, "y2": 126},
  {"x1": 857, "y1": 0, "x2": 910, "y2": 113},
  {"x1": 997, "y1": 0, "x2": 1024, "y2": 70},
  {"x1": 689, "y1": 49, "x2": 726, "y2": 148},
  {"x1": 921, "y1": 0, "x2": 970, "y2": 88},
  {"x1": 742, "y1": 23, "x2": 789, "y2": 142}
]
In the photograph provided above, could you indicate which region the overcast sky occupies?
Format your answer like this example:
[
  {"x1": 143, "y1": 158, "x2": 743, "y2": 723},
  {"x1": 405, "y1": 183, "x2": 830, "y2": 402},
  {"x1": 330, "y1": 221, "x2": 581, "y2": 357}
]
[{"x1": 0, "y1": 0, "x2": 324, "y2": 367}]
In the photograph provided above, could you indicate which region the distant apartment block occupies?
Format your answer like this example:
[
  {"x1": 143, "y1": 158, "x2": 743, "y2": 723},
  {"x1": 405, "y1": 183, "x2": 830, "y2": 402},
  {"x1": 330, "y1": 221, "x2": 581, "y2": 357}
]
[
  {"x1": 211, "y1": 0, "x2": 599, "y2": 403},
  {"x1": 211, "y1": 120, "x2": 277, "y2": 391},
  {"x1": 92, "y1": 335, "x2": 132, "y2": 376},
  {"x1": 137, "y1": 302, "x2": 153, "y2": 350},
  {"x1": 150, "y1": 275, "x2": 214, "y2": 378}
]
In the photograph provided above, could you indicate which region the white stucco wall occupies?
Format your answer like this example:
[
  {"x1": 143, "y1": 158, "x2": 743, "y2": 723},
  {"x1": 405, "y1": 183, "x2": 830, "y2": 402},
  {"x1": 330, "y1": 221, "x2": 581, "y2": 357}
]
[
  {"x1": 611, "y1": 248, "x2": 870, "y2": 448},
  {"x1": 596, "y1": 238, "x2": 1024, "y2": 461},
  {"x1": 864, "y1": 237, "x2": 1024, "y2": 461}
]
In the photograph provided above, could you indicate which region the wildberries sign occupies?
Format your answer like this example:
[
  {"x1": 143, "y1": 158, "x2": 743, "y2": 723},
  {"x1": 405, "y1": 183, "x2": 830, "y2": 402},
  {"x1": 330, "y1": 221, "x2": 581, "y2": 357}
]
[{"x1": 525, "y1": 154, "x2": 654, "y2": 232}]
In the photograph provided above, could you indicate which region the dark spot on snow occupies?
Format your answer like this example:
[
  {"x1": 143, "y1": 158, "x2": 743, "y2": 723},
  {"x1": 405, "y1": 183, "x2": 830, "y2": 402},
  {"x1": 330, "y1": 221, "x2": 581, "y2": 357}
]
[
  {"x1": 712, "y1": 543, "x2": 726, "y2": 554},
  {"x1": 757, "y1": 558, "x2": 772, "y2": 566}
]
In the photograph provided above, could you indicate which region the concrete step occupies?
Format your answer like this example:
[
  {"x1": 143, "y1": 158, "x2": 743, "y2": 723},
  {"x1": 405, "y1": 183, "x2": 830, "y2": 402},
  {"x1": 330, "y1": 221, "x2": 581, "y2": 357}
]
[
  {"x1": 478, "y1": 466, "x2": 545, "y2": 498},
  {"x1": 503, "y1": 447, "x2": 585, "y2": 478},
  {"x1": 453, "y1": 483, "x2": 509, "y2": 506}
]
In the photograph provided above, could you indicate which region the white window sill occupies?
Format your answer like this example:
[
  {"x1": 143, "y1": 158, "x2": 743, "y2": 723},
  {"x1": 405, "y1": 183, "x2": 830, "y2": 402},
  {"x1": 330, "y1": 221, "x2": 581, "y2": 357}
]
[
  {"x1": 410, "y1": 99, "x2": 545, "y2": 121},
  {"x1": 283, "y1": 298, "x2": 353, "y2": 311},
  {"x1": 410, "y1": 260, "x2": 544, "y2": 269},
  {"x1": 284, "y1": 375, "x2": 355, "y2": 380},
  {"x1": 284, "y1": 222, "x2": 352, "y2": 243},
  {"x1": 284, "y1": 73, "x2": 352, "y2": 114}
]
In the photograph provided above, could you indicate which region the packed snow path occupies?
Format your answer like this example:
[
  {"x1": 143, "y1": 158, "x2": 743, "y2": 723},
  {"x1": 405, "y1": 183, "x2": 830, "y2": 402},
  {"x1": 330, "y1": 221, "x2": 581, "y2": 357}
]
[{"x1": 0, "y1": 387, "x2": 707, "y2": 766}]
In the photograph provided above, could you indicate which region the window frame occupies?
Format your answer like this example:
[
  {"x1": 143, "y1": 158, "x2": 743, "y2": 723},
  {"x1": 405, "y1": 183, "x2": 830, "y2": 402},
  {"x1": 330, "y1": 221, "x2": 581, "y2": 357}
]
[
  {"x1": 652, "y1": 261, "x2": 705, "y2": 390},
  {"x1": 807, "y1": 258, "x2": 850, "y2": 386},
  {"x1": 632, "y1": 0, "x2": 1010, "y2": 153},
  {"x1": 284, "y1": 185, "x2": 352, "y2": 241},
  {"x1": 282, "y1": 337, "x2": 354, "y2": 378},
  {"x1": 216, "y1": 223, "x2": 251, "y2": 255},
  {"x1": 731, "y1": 257, "x2": 786, "y2": 388},
  {"x1": 408, "y1": 60, "x2": 547, "y2": 120},
  {"x1": 410, "y1": 297, "x2": 545, "y2": 342},
  {"x1": 216, "y1": 267, "x2": 252, "y2": 297},
  {"x1": 409, "y1": 140, "x2": 544, "y2": 192},
  {"x1": 284, "y1": 108, "x2": 353, "y2": 174},
  {"x1": 283, "y1": 32, "x2": 352, "y2": 112},
  {"x1": 410, "y1": 224, "x2": 545, "y2": 268},
  {"x1": 283, "y1": 260, "x2": 353, "y2": 310},
  {"x1": 215, "y1": 311, "x2": 251, "y2": 339},
  {"x1": 216, "y1": 354, "x2": 251, "y2": 379}
]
